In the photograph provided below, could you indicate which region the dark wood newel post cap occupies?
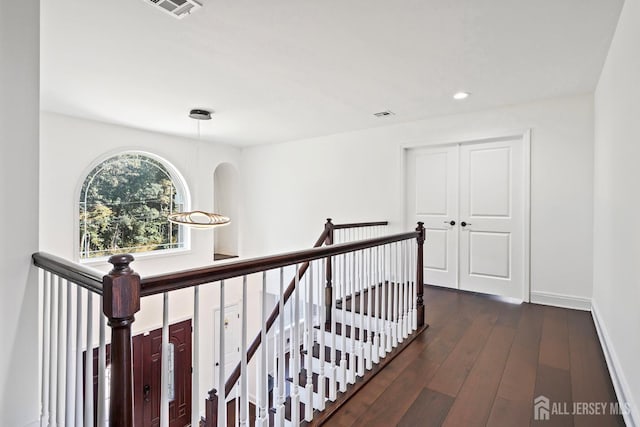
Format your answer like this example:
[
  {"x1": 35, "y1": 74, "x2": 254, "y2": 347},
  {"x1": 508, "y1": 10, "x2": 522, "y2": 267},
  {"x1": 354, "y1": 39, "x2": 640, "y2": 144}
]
[
  {"x1": 108, "y1": 254, "x2": 135, "y2": 273},
  {"x1": 104, "y1": 253, "x2": 141, "y2": 320},
  {"x1": 416, "y1": 222, "x2": 425, "y2": 242}
]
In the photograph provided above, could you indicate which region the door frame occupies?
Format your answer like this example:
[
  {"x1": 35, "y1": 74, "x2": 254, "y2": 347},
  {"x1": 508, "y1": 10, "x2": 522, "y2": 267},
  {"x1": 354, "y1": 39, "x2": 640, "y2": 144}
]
[{"x1": 400, "y1": 129, "x2": 531, "y2": 302}]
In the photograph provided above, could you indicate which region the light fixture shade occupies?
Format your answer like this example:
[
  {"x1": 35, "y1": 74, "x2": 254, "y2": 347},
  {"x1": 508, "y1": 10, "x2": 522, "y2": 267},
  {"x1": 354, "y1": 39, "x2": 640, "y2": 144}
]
[{"x1": 168, "y1": 210, "x2": 230, "y2": 228}]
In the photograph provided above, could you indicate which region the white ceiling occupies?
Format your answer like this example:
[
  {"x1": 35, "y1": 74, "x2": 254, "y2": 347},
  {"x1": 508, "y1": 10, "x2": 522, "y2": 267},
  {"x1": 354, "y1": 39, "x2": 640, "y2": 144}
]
[{"x1": 41, "y1": 0, "x2": 623, "y2": 146}]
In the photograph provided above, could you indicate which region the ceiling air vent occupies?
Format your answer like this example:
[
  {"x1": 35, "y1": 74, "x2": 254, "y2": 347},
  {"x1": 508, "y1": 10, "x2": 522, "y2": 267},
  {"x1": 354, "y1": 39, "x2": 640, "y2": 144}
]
[
  {"x1": 373, "y1": 110, "x2": 395, "y2": 117},
  {"x1": 143, "y1": 0, "x2": 202, "y2": 19}
]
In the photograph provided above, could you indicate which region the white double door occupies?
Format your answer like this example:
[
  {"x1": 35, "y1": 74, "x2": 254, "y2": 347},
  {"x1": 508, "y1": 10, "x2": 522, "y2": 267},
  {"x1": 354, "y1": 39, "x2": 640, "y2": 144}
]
[{"x1": 406, "y1": 137, "x2": 527, "y2": 300}]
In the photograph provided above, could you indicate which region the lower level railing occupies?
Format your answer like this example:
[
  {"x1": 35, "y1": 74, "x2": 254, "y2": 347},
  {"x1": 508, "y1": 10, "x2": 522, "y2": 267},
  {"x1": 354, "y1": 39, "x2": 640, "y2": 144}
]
[{"x1": 33, "y1": 220, "x2": 425, "y2": 426}]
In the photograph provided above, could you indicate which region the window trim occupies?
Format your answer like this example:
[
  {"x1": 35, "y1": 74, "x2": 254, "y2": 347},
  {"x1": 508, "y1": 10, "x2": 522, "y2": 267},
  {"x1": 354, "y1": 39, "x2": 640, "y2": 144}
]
[{"x1": 75, "y1": 149, "x2": 192, "y2": 263}]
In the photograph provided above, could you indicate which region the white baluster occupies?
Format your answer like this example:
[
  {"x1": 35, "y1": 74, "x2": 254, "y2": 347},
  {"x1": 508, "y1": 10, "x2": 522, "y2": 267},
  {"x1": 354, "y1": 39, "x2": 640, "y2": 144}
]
[
  {"x1": 161, "y1": 292, "x2": 169, "y2": 427},
  {"x1": 393, "y1": 243, "x2": 400, "y2": 348},
  {"x1": 57, "y1": 277, "x2": 66, "y2": 427},
  {"x1": 348, "y1": 252, "x2": 356, "y2": 385},
  {"x1": 49, "y1": 273, "x2": 57, "y2": 427},
  {"x1": 218, "y1": 281, "x2": 227, "y2": 427},
  {"x1": 399, "y1": 241, "x2": 406, "y2": 342},
  {"x1": 356, "y1": 251, "x2": 365, "y2": 378},
  {"x1": 365, "y1": 249, "x2": 373, "y2": 370},
  {"x1": 318, "y1": 260, "x2": 326, "y2": 410},
  {"x1": 65, "y1": 282, "x2": 76, "y2": 425},
  {"x1": 385, "y1": 245, "x2": 392, "y2": 354},
  {"x1": 192, "y1": 286, "x2": 201, "y2": 427},
  {"x1": 275, "y1": 269, "x2": 285, "y2": 427},
  {"x1": 75, "y1": 287, "x2": 84, "y2": 427},
  {"x1": 256, "y1": 273, "x2": 268, "y2": 427},
  {"x1": 404, "y1": 240, "x2": 410, "y2": 339},
  {"x1": 291, "y1": 266, "x2": 301, "y2": 424},
  {"x1": 304, "y1": 265, "x2": 314, "y2": 422},
  {"x1": 272, "y1": 322, "x2": 278, "y2": 418},
  {"x1": 85, "y1": 292, "x2": 94, "y2": 427},
  {"x1": 97, "y1": 309, "x2": 106, "y2": 427},
  {"x1": 41, "y1": 272, "x2": 50, "y2": 427},
  {"x1": 339, "y1": 254, "x2": 347, "y2": 393},
  {"x1": 240, "y1": 277, "x2": 248, "y2": 426},
  {"x1": 287, "y1": 277, "x2": 294, "y2": 406},
  {"x1": 372, "y1": 247, "x2": 380, "y2": 365},
  {"x1": 329, "y1": 257, "x2": 337, "y2": 401}
]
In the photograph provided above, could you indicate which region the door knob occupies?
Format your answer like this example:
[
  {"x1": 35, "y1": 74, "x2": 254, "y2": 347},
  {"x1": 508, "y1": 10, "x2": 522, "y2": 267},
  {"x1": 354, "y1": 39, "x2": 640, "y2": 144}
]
[
  {"x1": 444, "y1": 220, "x2": 456, "y2": 226},
  {"x1": 460, "y1": 221, "x2": 471, "y2": 227}
]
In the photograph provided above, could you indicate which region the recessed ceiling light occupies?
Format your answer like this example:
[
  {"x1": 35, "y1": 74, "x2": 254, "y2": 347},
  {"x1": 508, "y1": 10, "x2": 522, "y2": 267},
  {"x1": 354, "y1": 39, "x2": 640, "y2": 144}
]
[{"x1": 453, "y1": 92, "x2": 470, "y2": 100}]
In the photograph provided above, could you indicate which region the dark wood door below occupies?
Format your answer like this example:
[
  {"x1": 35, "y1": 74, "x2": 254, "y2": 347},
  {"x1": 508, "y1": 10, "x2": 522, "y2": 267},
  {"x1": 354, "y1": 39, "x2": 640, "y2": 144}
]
[
  {"x1": 141, "y1": 319, "x2": 192, "y2": 427},
  {"x1": 87, "y1": 318, "x2": 192, "y2": 427}
]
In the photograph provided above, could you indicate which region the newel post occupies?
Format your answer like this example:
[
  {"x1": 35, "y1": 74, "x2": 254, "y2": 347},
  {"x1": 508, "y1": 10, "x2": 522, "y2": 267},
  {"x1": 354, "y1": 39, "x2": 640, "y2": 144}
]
[
  {"x1": 416, "y1": 222, "x2": 426, "y2": 328},
  {"x1": 325, "y1": 218, "x2": 334, "y2": 328},
  {"x1": 204, "y1": 389, "x2": 219, "y2": 427},
  {"x1": 103, "y1": 254, "x2": 141, "y2": 427}
]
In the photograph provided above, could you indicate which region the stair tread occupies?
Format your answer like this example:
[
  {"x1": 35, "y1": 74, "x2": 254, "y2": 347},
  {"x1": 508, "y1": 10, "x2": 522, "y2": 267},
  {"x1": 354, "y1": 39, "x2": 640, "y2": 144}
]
[
  {"x1": 336, "y1": 281, "x2": 411, "y2": 317},
  {"x1": 315, "y1": 322, "x2": 373, "y2": 341}
]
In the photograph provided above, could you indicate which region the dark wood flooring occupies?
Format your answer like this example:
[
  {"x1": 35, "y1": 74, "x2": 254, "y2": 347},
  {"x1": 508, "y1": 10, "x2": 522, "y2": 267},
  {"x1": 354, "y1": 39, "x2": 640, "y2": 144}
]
[{"x1": 325, "y1": 286, "x2": 624, "y2": 427}]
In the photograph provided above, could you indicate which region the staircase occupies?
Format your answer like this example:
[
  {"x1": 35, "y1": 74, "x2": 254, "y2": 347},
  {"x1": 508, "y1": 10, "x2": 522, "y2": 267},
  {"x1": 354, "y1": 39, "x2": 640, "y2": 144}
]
[{"x1": 263, "y1": 279, "x2": 424, "y2": 426}]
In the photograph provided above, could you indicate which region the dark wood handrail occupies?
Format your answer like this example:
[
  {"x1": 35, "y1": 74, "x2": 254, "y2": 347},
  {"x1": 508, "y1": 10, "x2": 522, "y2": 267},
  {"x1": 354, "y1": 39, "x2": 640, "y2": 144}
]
[
  {"x1": 332, "y1": 220, "x2": 388, "y2": 230},
  {"x1": 32, "y1": 252, "x2": 104, "y2": 295},
  {"x1": 140, "y1": 231, "x2": 418, "y2": 297}
]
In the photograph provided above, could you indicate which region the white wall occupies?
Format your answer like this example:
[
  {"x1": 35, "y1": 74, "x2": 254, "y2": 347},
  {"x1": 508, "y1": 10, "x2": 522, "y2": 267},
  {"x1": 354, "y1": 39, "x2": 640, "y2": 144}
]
[
  {"x1": 242, "y1": 94, "x2": 595, "y2": 304},
  {"x1": 593, "y1": 0, "x2": 640, "y2": 423},
  {"x1": 0, "y1": 0, "x2": 40, "y2": 425}
]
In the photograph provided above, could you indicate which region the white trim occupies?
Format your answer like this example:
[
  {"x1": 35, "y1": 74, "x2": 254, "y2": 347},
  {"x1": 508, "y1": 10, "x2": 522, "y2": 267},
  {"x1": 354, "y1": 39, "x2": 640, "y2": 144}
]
[
  {"x1": 530, "y1": 291, "x2": 591, "y2": 311},
  {"x1": 591, "y1": 301, "x2": 638, "y2": 427},
  {"x1": 400, "y1": 129, "x2": 531, "y2": 302},
  {"x1": 522, "y1": 130, "x2": 531, "y2": 303}
]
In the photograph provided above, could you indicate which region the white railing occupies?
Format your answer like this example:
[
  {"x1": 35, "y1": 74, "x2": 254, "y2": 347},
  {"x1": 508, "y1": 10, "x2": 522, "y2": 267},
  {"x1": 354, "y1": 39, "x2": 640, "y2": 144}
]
[
  {"x1": 34, "y1": 220, "x2": 424, "y2": 427},
  {"x1": 38, "y1": 268, "x2": 107, "y2": 427}
]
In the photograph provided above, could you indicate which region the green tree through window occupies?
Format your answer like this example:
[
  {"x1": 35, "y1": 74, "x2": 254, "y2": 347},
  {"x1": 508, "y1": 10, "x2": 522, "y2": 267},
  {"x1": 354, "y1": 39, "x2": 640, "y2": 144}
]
[{"x1": 79, "y1": 152, "x2": 187, "y2": 259}]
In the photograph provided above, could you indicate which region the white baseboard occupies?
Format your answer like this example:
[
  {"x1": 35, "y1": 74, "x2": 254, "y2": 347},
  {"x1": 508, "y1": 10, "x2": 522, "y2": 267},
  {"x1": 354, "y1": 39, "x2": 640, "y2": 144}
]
[
  {"x1": 530, "y1": 291, "x2": 591, "y2": 310},
  {"x1": 591, "y1": 302, "x2": 638, "y2": 427}
]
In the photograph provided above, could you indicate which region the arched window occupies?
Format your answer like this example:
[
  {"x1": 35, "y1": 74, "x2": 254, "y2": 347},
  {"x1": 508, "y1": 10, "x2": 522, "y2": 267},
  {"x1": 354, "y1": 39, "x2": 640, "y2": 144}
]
[{"x1": 79, "y1": 152, "x2": 189, "y2": 259}]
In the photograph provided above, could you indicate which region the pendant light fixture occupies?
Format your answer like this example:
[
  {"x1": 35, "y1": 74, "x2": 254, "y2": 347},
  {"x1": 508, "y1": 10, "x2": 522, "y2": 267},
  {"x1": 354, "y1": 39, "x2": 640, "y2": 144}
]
[{"x1": 167, "y1": 109, "x2": 231, "y2": 228}]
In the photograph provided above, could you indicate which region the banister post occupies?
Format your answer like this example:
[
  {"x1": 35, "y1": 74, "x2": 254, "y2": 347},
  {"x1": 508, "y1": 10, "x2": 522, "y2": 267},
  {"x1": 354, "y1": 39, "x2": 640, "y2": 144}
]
[
  {"x1": 103, "y1": 254, "x2": 140, "y2": 427},
  {"x1": 325, "y1": 218, "x2": 334, "y2": 329},
  {"x1": 416, "y1": 222, "x2": 426, "y2": 328},
  {"x1": 204, "y1": 389, "x2": 219, "y2": 427}
]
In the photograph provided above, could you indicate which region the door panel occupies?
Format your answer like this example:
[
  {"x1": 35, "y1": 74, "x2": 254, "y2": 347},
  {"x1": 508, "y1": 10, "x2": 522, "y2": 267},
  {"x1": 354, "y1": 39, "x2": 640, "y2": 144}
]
[
  {"x1": 459, "y1": 139, "x2": 524, "y2": 298},
  {"x1": 86, "y1": 320, "x2": 191, "y2": 427},
  {"x1": 468, "y1": 231, "x2": 511, "y2": 278},
  {"x1": 144, "y1": 319, "x2": 192, "y2": 427},
  {"x1": 406, "y1": 145, "x2": 459, "y2": 288},
  {"x1": 468, "y1": 147, "x2": 511, "y2": 217}
]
